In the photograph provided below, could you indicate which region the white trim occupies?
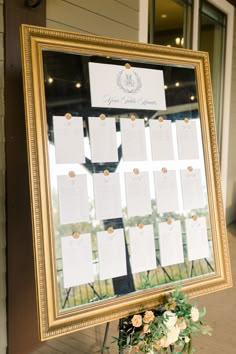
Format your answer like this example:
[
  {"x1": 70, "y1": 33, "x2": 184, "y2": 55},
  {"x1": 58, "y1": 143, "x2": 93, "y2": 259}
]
[
  {"x1": 139, "y1": 0, "x2": 149, "y2": 43},
  {"x1": 207, "y1": 0, "x2": 234, "y2": 212},
  {"x1": 192, "y1": 0, "x2": 199, "y2": 50}
]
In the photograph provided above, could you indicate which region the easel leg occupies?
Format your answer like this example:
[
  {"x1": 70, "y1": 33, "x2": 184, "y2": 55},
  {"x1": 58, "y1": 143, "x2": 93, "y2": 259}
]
[{"x1": 101, "y1": 322, "x2": 110, "y2": 353}]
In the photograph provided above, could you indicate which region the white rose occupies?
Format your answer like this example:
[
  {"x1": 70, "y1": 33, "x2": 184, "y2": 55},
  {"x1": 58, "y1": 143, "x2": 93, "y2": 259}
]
[
  {"x1": 163, "y1": 311, "x2": 177, "y2": 328},
  {"x1": 166, "y1": 326, "x2": 180, "y2": 344},
  {"x1": 191, "y1": 307, "x2": 199, "y2": 322}
]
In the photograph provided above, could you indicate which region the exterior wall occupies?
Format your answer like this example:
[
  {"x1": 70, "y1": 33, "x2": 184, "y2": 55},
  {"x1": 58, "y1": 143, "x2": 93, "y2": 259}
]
[
  {"x1": 226, "y1": 7, "x2": 236, "y2": 224},
  {"x1": 0, "y1": 1, "x2": 6, "y2": 353},
  {"x1": 46, "y1": 0, "x2": 139, "y2": 40}
]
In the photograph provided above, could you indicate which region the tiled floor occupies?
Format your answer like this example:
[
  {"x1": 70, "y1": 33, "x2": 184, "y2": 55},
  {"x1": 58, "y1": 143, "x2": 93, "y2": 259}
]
[{"x1": 32, "y1": 223, "x2": 236, "y2": 353}]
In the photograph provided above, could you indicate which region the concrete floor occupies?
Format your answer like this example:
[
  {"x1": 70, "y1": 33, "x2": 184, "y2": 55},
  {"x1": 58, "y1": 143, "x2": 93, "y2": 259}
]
[{"x1": 33, "y1": 223, "x2": 236, "y2": 353}]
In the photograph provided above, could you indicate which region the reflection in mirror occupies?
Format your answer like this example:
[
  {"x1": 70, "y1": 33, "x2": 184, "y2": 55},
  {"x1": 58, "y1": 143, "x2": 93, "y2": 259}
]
[{"x1": 42, "y1": 51, "x2": 214, "y2": 312}]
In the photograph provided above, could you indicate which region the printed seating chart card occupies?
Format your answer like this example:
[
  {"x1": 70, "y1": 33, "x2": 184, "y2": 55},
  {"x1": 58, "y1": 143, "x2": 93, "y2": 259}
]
[{"x1": 61, "y1": 233, "x2": 94, "y2": 288}]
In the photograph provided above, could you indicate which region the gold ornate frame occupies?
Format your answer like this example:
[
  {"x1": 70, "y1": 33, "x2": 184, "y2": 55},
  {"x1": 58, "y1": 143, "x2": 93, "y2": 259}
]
[{"x1": 20, "y1": 24, "x2": 232, "y2": 341}]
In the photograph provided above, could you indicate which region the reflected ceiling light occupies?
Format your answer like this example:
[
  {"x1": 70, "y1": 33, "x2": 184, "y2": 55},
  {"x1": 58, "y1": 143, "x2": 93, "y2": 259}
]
[
  {"x1": 48, "y1": 77, "x2": 54, "y2": 84},
  {"x1": 166, "y1": 44, "x2": 171, "y2": 47},
  {"x1": 161, "y1": 14, "x2": 167, "y2": 18},
  {"x1": 75, "y1": 82, "x2": 81, "y2": 88},
  {"x1": 175, "y1": 37, "x2": 181, "y2": 46},
  {"x1": 175, "y1": 37, "x2": 184, "y2": 46},
  {"x1": 144, "y1": 116, "x2": 148, "y2": 122},
  {"x1": 175, "y1": 82, "x2": 180, "y2": 87},
  {"x1": 190, "y1": 95, "x2": 195, "y2": 101},
  {"x1": 164, "y1": 85, "x2": 168, "y2": 90}
]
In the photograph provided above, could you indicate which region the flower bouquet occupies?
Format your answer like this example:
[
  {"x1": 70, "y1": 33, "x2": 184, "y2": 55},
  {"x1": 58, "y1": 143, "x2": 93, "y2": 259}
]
[{"x1": 113, "y1": 286, "x2": 212, "y2": 353}]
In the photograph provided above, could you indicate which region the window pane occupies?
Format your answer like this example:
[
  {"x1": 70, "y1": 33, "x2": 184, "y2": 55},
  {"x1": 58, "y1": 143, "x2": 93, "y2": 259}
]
[
  {"x1": 149, "y1": 0, "x2": 193, "y2": 49},
  {"x1": 199, "y1": 2, "x2": 226, "y2": 149}
]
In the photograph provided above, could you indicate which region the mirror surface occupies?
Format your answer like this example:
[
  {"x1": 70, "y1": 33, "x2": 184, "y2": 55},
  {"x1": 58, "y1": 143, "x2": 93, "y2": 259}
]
[{"x1": 42, "y1": 50, "x2": 214, "y2": 312}]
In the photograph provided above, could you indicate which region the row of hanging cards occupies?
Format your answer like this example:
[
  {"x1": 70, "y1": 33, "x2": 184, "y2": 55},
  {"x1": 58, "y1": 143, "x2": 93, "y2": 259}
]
[
  {"x1": 57, "y1": 167, "x2": 205, "y2": 224},
  {"x1": 61, "y1": 218, "x2": 210, "y2": 289},
  {"x1": 53, "y1": 115, "x2": 200, "y2": 164}
]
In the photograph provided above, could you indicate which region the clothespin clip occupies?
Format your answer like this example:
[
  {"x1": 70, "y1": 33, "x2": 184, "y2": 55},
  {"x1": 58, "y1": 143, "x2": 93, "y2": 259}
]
[
  {"x1": 162, "y1": 167, "x2": 167, "y2": 174},
  {"x1": 103, "y1": 169, "x2": 109, "y2": 176},
  {"x1": 72, "y1": 231, "x2": 80, "y2": 239},
  {"x1": 68, "y1": 171, "x2": 76, "y2": 177},
  {"x1": 133, "y1": 168, "x2": 139, "y2": 175},
  {"x1": 137, "y1": 223, "x2": 144, "y2": 229},
  {"x1": 158, "y1": 116, "x2": 164, "y2": 122},
  {"x1": 130, "y1": 114, "x2": 136, "y2": 121},
  {"x1": 107, "y1": 226, "x2": 114, "y2": 234},
  {"x1": 99, "y1": 113, "x2": 106, "y2": 120},
  {"x1": 65, "y1": 113, "x2": 72, "y2": 120},
  {"x1": 166, "y1": 218, "x2": 172, "y2": 225},
  {"x1": 187, "y1": 166, "x2": 193, "y2": 172}
]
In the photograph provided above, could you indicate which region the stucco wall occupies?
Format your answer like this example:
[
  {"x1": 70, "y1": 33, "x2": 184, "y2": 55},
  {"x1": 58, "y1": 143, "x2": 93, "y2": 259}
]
[
  {"x1": 226, "y1": 8, "x2": 236, "y2": 224},
  {"x1": 46, "y1": 0, "x2": 139, "y2": 40},
  {"x1": 0, "y1": 0, "x2": 6, "y2": 353}
]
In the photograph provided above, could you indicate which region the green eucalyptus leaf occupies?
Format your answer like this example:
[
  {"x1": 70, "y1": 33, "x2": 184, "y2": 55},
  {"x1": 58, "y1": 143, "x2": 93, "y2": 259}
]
[{"x1": 199, "y1": 307, "x2": 206, "y2": 318}]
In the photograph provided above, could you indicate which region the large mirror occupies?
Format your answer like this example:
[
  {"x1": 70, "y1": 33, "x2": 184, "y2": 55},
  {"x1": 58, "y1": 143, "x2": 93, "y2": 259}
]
[{"x1": 20, "y1": 25, "x2": 232, "y2": 340}]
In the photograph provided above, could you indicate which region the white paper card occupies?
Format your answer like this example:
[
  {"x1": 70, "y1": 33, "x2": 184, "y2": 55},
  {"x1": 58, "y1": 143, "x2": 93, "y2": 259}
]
[
  {"x1": 154, "y1": 170, "x2": 179, "y2": 213},
  {"x1": 97, "y1": 229, "x2": 127, "y2": 280},
  {"x1": 120, "y1": 118, "x2": 147, "y2": 161},
  {"x1": 149, "y1": 120, "x2": 174, "y2": 160},
  {"x1": 180, "y1": 169, "x2": 204, "y2": 210},
  {"x1": 158, "y1": 220, "x2": 184, "y2": 267},
  {"x1": 61, "y1": 234, "x2": 94, "y2": 288},
  {"x1": 176, "y1": 120, "x2": 199, "y2": 159},
  {"x1": 93, "y1": 172, "x2": 122, "y2": 220},
  {"x1": 58, "y1": 174, "x2": 89, "y2": 224},
  {"x1": 185, "y1": 217, "x2": 210, "y2": 261},
  {"x1": 53, "y1": 116, "x2": 85, "y2": 164},
  {"x1": 129, "y1": 224, "x2": 157, "y2": 274},
  {"x1": 89, "y1": 62, "x2": 166, "y2": 110},
  {"x1": 124, "y1": 171, "x2": 152, "y2": 217},
  {"x1": 88, "y1": 117, "x2": 118, "y2": 163}
]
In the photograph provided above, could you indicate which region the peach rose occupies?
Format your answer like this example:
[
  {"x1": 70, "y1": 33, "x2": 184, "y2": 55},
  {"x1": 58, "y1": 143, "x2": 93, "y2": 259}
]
[
  {"x1": 131, "y1": 314, "x2": 142, "y2": 327},
  {"x1": 143, "y1": 310, "x2": 155, "y2": 323},
  {"x1": 177, "y1": 317, "x2": 187, "y2": 330}
]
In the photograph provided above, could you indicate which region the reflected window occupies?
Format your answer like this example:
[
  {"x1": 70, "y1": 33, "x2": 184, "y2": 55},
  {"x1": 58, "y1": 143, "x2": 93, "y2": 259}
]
[
  {"x1": 199, "y1": 1, "x2": 226, "y2": 150},
  {"x1": 149, "y1": 0, "x2": 227, "y2": 155},
  {"x1": 149, "y1": 0, "x2": 193, "y2": 48}
]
